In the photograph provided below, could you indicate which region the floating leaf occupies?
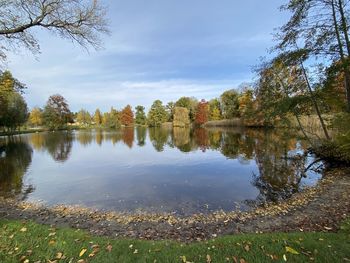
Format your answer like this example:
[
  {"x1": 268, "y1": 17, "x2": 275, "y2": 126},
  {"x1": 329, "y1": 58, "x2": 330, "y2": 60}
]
[{"x1": 79, "y1": 248, "x2": 87, "y2": 257}]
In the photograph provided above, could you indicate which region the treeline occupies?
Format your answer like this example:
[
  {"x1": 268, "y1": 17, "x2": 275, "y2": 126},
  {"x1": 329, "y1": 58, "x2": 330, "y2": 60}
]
[
  {"x1": 0, "y1": 67, "x2": 258, "y2": 131},
  {"x1": 23, "y1": 88, "x2": 256, "y2": 130}
]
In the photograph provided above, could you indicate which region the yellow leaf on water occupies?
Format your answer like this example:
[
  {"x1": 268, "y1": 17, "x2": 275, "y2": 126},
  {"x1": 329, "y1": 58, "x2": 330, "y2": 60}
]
[
  {"x1": 285, "y1": 246, "x2": 299, "y2": 255},
  {"x1": 79, "y1": 248, "x2": 87, "y2": 257}
]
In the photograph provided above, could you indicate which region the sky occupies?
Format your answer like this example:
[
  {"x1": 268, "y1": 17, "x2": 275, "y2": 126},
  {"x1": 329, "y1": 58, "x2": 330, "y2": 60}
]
[{"x1": 6, "y1": 0, "x2": 289, "y2": 112}]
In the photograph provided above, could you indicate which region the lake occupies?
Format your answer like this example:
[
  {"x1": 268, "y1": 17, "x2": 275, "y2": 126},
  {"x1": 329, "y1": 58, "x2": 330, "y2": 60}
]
[{"x1": 0, "y1": 127, "x2": 322, "y2": 216}]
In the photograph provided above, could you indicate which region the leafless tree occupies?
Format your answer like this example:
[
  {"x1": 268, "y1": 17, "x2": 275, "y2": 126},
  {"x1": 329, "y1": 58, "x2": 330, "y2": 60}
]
[{"x1": 0, "y1": 0, "x2": 109, "y2": 61}]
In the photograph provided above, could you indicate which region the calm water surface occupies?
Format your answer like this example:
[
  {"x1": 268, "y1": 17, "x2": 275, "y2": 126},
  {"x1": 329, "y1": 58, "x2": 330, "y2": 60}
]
[{"x1": 0, "y1": 127, "x2": 321, "y2": 216}]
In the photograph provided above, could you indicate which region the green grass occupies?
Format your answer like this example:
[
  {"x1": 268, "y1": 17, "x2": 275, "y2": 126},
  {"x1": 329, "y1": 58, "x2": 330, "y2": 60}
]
[{"x1": 0, "y1": 219, "x2": 349, "y2": 262}]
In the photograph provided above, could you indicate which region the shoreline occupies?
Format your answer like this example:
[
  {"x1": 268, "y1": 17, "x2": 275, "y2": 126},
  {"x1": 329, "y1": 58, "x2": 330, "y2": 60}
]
[{"x1": 0, "y1": 168, "x2": 349, "y2": 242}]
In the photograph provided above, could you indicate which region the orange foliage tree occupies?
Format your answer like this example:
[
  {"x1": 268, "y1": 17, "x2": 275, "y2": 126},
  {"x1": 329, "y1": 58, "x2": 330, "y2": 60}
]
[
  {"x1": 121, "y1": 105, "x2": 134, "y2": 126},
  {"x1": 195, "y1": 99, "x2": 209, "y2": 125}
]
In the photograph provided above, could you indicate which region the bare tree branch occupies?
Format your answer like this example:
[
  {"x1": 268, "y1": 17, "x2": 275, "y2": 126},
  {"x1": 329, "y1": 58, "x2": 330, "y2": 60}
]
[{"x1": 0, "y1": 0, "x2": 110, "y2": 61}]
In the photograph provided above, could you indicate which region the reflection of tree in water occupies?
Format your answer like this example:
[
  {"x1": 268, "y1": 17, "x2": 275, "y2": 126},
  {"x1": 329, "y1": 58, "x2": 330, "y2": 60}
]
[
  {"x1": 208, "y1": 130, "x2": 222, "y2": 150},
  {"x1": 30, "y1": 133, "x2": 46, "y2": 151},
  {"x1": 220, "y1": 132, "x2": 241, "y2": 159},
  {"x1": 76, "y1": 130, "x2": 94, "y2": 146},
  {"x1": 251, "y1": 130, "x2": 307, "y2": 203},
  {"x1": 194, "y1": 128, "x2": 210, "y2": 152},
  {"x1": 45, "y1": 131, "x2": 73, "y2": 162},
  {"x1": 136, "y1": 127, "x2": 147, "y2": 146},
  {"x1": 0, "y1": 137, "x2": 34, "y2": 199},
  {"x1": 122, "y1": 128, "x2": 134, "y2": 148},
  {"x1": 149, "y1": 127, "x2": 170, "y2": 152},
  {"x1": 95, "y1": 130, "x2": 103, "y2": 146},
  {"x1": 172, "y1": 127, "x2": 192, "y2": 152}
]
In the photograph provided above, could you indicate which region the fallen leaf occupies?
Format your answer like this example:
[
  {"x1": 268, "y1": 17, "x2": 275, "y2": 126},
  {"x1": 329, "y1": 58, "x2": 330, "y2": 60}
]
[
  {"x1": 20, "y1": 227, "x2": 27, "y2": 232},
  {"x1": 283, "y1": 254, "x2": 287, "y2": 261},
  {"x1": 106, "y1": 244, "x2": 113, "y2": 252},
  {"x1": 285, "y1": 246, "x2": 299, "y2": 255},
  {"x1": 206, "y1": 254, "x2": 212, "y2": 263},
  {"x1": 244, "y1": 244, "x2": 250, "y2": 252},
  {"x1": 56, "y1": 252, "x2": 63, "y2": 259},
  {"x1": 79, "y1": 248, "x2": 87, "y2": 257}
]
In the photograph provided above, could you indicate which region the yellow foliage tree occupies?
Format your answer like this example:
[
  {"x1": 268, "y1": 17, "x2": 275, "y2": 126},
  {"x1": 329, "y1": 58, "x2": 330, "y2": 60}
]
[{"x1": 29, "y1": 107, "x2": 43, "y2": 127}]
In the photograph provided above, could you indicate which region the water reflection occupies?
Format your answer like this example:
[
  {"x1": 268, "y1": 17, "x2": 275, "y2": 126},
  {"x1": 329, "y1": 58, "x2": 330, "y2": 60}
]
[
  {"x1": 0, "y1": 127, "x2": 321, "y2": 214},
  {"x1": 0, "y1": 137, "x2": 34, "y2": 198}
]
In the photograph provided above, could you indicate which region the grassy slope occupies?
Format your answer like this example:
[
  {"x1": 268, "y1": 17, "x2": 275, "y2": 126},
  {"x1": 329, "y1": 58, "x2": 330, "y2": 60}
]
[{"x1": 0, "y1": 219, "x2": 349, "y2": 263}]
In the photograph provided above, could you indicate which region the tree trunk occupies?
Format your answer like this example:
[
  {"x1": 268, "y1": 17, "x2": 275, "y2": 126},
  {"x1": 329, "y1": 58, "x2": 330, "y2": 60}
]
[
  {"x1": 336, "y1": 0, "x2": 350, "y2": 111},
  {"x1": 300, "y1": 62, "x2": 330, "y2": 140}
]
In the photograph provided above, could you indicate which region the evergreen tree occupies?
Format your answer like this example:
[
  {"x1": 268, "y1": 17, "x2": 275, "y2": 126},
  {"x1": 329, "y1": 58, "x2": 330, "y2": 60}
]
[
  {"x1": 147, "y1": 100, "x2": 168, "y2": 127},
  {"x1": 135, "y1": 105, "x2": 147, "y2": 125}
]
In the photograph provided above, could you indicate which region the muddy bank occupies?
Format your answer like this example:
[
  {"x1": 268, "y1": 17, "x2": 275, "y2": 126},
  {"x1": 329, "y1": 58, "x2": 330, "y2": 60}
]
[{"x1": 0, "y1": 168, "x2": 349, "y2": 242}]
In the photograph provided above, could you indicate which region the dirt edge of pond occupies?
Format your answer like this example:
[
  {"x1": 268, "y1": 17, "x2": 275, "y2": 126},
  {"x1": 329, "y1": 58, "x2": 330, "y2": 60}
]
[{"x1": 0, "y1": 168, "x2": 349, "y2": 242}]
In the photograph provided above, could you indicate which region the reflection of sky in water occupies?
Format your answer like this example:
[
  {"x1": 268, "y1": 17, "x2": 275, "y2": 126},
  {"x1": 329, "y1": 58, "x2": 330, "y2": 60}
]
[{"x1": 1, "y1": 129, "x2": 322, "y2": 215}]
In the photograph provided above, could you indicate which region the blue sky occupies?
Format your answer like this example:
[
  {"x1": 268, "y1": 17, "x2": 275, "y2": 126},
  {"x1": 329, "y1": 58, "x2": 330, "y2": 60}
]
[{"x1": 7, "y1": 0, "x2": 288, "y2": 112}]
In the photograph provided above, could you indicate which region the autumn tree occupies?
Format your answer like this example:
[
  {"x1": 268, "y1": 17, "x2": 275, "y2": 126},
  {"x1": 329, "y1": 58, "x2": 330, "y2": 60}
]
[
  {"x1": 195, "y1": 99, "x2": 209, "y2": 125},
  {"x1": 0, "y1": 0, "x2": 109, "y2": 62},
  {"x1": 166, "y1": 102, "x2": 175, "y2": 121},
  {"x1": 238, "y1": 89, "x2": 254, "y2": 118},
  {"x1": 0, "y1": 71, "x2": 27, "y2": 130},
  {"x1": 93, "y1": 109, "x2": 102, "y2": 126},
  {"x1": 135, "y1": 105, "x2": 147, "y2": 125},
  {"x1": 147, "y1": 100, "x2": 168, "y2": 127},
  {"x1": 208, "y1": 98, "x2": 222, "y2": 121},
  {"x1": 220, "y1": 90, "x2": 240, "y2": 119},
  {"x1": 175, "y1": 97, "x2": 198, "y2": 121},
  {"x1": 276, "y1": 0, "x2": 350, "y2": 111},
  {"x1": 173, "y1": 107, "x2": 190, "y2": 127},
  {"x1": 120, "y1": 105, "x2": 134, "y2": 126},
  {"x1": 29, "y1": 107, "x2": 43, "y2": 127},
  {"x1": 76, "y1": 109, "x2": 91, "y2": 126},
  {"x1": 103, "y1": 107, "x2": 121, "y2": 129},
  {"x1": 42, "y1": 94, "x2": 71, "y2": 129}
]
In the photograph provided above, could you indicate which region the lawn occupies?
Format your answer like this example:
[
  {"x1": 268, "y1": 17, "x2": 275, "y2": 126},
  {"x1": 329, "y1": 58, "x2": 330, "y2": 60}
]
[{"x1": 0, "y1": 219, "x2": 349, "y2": 263}]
